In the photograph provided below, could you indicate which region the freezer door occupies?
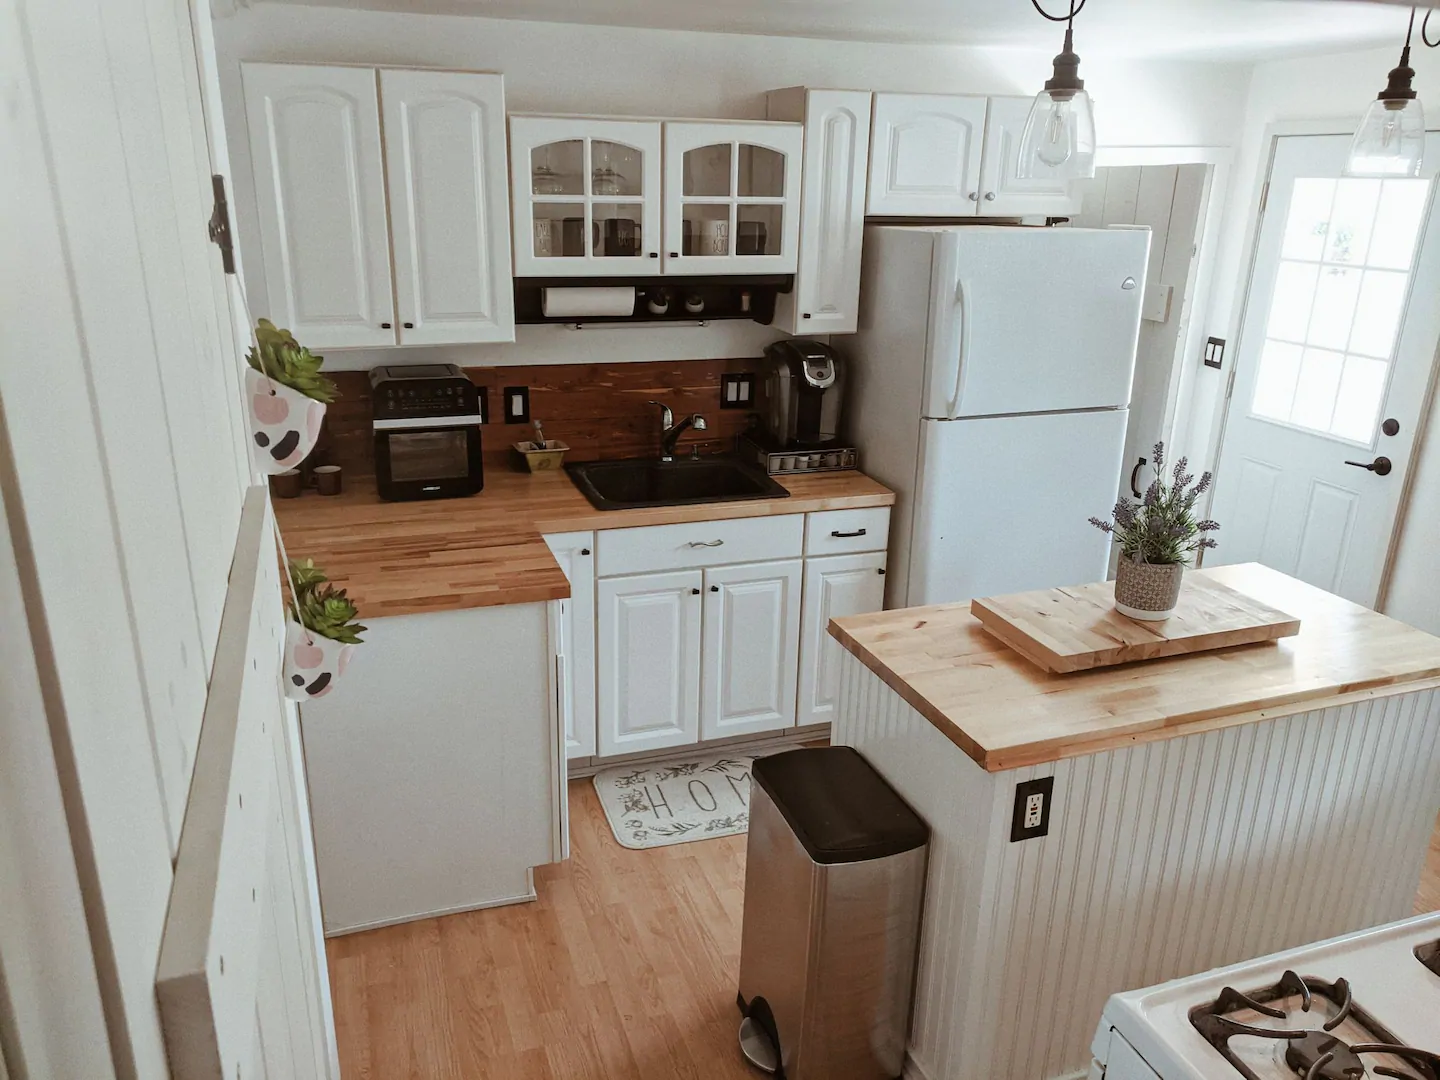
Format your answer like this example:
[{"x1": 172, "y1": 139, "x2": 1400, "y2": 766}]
[
  {"x1": 906, "y1": 409, "x2": 1128, "y2": 607},
  {"x1": 922, "y1": 227, "x2": 1150, "y2": 419}
]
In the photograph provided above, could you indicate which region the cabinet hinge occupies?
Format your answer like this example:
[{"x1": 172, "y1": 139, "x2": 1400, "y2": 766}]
[{"x1": 208, "y1": 174, "x2": 236, "y2": 275}]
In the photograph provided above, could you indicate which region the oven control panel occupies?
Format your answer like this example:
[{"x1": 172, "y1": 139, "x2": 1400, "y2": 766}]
[{"x1": 369, "y1": 363, "x2": 481, "y2": 421}]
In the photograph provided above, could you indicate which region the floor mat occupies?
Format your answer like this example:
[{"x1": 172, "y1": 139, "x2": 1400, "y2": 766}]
[{"x1": 592, "y1": 754, "x2": 754, "y2": 849}]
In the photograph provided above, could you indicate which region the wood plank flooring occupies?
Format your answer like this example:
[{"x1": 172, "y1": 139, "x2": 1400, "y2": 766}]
[{"x1": 327, "y1": 792, "x2": 1440, "y2": 1079}]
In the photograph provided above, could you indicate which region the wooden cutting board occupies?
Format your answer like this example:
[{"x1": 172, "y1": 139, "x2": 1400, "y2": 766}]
[{"x1": 970, "y1": 574, "x2": 1301, "y2": 673}]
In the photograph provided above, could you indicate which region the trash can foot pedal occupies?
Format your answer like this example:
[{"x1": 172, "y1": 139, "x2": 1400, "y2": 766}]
[{"x1": 738, "y1": 1015, "x2": 779, "y2": 1075}]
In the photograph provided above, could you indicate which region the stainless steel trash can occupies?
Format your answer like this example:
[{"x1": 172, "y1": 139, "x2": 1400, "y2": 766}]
[{"x1": 737, "y1": 746, "x2": 929, "y2": 1080}]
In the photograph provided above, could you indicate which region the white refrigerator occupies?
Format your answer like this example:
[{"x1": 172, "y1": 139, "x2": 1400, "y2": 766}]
[{"x1": 848, "y1": 224, "x2": 1150, "y2": 608}]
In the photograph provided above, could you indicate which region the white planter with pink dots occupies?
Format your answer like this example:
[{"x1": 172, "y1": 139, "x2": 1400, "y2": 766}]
[
  {"x1": 246, "y1": 368, "x2": 326, "y2": 475},
  {"x1": 283, "y1": 619, "x2": 357, "y2": 701}
]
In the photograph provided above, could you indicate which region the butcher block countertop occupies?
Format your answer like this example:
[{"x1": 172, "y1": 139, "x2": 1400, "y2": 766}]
[
  {"x1": 274, "y1": 468, "x2": 894, "y2": 617},
  {"x1": 829, "y1": 563, "x2": 1440, "y2": 772}
]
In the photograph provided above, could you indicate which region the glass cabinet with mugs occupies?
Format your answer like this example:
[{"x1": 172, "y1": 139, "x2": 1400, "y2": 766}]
[
  {"x1": 509, "y1": 116, "x2": 663, "y2": 276},
  {"x1": 662, "y1": 121, "x2": 803, "y2": 275}
]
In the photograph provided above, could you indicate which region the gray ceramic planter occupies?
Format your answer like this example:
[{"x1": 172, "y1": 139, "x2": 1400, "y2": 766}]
[{"x1": 1114, "y1": 555, "x2": 1184, "y2": 620}]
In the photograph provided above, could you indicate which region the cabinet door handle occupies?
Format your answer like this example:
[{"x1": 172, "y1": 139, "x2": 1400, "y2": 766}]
[
  {"x1": 670, "y1": 251, "x2": 680, "y2": 258},
  {"x1": 649, "y1": 252, "x2": 659, "y2": 258},
  {"x1": 580, "y1": 547, "x2": 591, "y2": 556},
  {"x1": 967, "y1": 192, "x2": 979, "y2": 202},
  {"x1": 878, "y1": 567, "x2": 887, "y2": 576},
  {"x1": 691, "y1": 587, "x2": 701, "y2": 595},
  {"x1": 710, "y1": 584, "x2": 719, "y2": 592},
  {"x1": 403, "y1": 321, "x2": 414, "y2": 329},
  {"x1": 802, "y1": 313, "x2": 812, "y2": 319},
  {"x1": 984, "y1": 191, "x2": 997, "y2": 202},
  {"x1": 1129, "y1": 456, "x2": 1147, "y2": 499},
  {"x1": 687, "y1": 539, "x2": 724, "y2": 548},
  {"x1": 381, "y1": 322, "x2": 392, "y2": 329},
  {"x1": 831, "y1": 528, "x2": 867, "y2": 538}
]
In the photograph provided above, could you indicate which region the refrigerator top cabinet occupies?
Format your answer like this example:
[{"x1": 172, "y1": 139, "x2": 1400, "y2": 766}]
[{"x1": 919, "y1": 226, "x2": 1150, "y2": 419}]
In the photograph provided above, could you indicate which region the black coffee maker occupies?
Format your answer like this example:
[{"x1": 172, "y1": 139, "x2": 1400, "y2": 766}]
[{"x1": 760, "y1": 339, "x2": 846, "y2": 449}]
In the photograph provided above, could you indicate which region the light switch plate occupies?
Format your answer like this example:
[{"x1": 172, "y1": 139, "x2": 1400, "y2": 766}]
[
  {"x1": 504, "y1": 386, "x2": 531, "y2": 424},
  {"x1": 1011, "y1": 776, "x2": 1054, "y2": 842}
]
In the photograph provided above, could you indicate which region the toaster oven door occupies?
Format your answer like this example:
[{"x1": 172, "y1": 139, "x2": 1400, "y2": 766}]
[{"x1": 373, "y1": 417, "x2": 484, "y2": 500}]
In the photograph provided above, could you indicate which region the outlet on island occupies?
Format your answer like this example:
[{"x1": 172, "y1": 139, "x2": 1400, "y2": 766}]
[{"x1": 1010, "y1": 776, "x2": 1054, "y2": 842}]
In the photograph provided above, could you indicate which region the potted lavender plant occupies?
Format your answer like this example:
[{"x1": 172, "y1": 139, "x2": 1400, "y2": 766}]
[{"x1": 1090, "y1": 442, "x2": 1220, "y2": 621}]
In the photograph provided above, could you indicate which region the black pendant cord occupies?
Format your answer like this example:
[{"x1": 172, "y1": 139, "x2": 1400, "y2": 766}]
[{"x1": 1029, "y1": 0, "x2": 1087, "y2": 24}]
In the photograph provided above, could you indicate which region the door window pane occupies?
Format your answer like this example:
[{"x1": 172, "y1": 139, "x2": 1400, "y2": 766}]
[
  {"x1": 738, "y1": 144, "x2": 785, "y2": 197},
  {"x1": 531, "y1": 140, "x2": 582, "y2": 196},
  {"x1": 1249, "y1": 175, "x2": 1429, "y2": 442},
  {"x1": 592, "y1": 203, "x2": 644, "y2": 257},
  {"x1": 683, "y1": 144, "x2": 732, "y2": 197},
  {"x1": 591, "y1": 141, "x2": 642, "y2": 197}
]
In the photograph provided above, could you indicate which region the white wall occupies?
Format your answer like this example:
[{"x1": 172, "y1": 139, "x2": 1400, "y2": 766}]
[
  {"x1": 214, "y1": 3, "x2": 1252, "y2": 370},
  {"x1": 1186, "y1": 42, "x2": 1440, "y2": 631}
]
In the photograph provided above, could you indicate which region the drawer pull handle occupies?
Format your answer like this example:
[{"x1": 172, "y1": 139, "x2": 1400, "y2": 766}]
[
  {"x1": 687, "y1": 539, "x2": 725, "y2": 548},
  {"x1": 830, "y1": 528, "x2": 868, "y2": 538}
]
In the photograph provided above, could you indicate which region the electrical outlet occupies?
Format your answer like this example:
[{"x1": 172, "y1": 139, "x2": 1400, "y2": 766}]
[{"x1": 1010, "y1": 776, "x2": 1054, "y2": 842}]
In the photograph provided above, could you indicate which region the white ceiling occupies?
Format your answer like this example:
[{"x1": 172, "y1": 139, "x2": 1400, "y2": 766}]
[{"x1": 254, "y1": 0, "x2": 1419, "y2": 61}]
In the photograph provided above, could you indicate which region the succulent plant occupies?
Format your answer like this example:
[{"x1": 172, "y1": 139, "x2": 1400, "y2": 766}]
[
  {"x1": 1089, "y1": 442, "x2": 1219, "y2": 566},
  {"x1": 248, "y1": 319, "x2": 338, "y2": 404},
  {"x1": 288, "y1": 558, "x2": 366, "y2": 644}
]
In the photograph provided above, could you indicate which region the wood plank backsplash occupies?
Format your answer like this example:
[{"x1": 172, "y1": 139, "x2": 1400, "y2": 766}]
[{"x1": 316, "y1": 359, "x2": 760, "y2": 477}]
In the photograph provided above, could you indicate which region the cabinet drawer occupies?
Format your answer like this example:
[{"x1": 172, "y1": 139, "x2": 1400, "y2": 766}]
[
  {"x1": 805, "y1": 508, "x2": 890, "y2": 556},
  {"x1": 597, "y1": 515, "x2": 805, "y2": 577}
]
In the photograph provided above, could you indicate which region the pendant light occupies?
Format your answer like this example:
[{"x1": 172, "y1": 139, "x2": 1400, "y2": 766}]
[
  {"x1": 1017, "y1": 0, "x2": 1097, "y2": 180},
  {"x1": 1344, "y1": 6, "x2": 1434, "y2": 179}
]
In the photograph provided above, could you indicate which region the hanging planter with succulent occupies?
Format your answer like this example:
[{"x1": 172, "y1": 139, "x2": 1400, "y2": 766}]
[
  {"x1": 246, "y1": 319, "x2": 338, "y2": 475},
  {"x1": 1089, "y1": 442, "x2": 1220, "y2": 621},
  {"x1": 283, "y1": 558, "x2": 366, "y2": 700}
]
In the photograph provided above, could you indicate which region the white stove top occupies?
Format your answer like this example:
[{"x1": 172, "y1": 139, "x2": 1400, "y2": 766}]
[{"x1": 1093, "y1": 913, "x2": 1440, "y2": 1080}]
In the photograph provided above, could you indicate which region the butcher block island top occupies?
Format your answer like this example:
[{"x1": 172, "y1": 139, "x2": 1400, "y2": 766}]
[
  {"x1": 828, "y1": 563, "x2": 1440, "y2": 772},
  {"x1": 274, "y1": 468, "x2": 894, "y2": 617}
]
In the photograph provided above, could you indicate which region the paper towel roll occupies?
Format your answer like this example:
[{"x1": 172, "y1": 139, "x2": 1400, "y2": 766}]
[{"x1": 542, "y1": 287, "x2": 637, "y2": 319}]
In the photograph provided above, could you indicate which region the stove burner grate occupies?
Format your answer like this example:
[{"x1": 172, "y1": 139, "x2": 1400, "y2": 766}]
[{"x1": 1189, "y1": 971, "x2": 1440, "y2": 1080}]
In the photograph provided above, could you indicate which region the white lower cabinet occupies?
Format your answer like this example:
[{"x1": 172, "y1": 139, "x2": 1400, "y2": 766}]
[
  {"x1": 597, "y1": 570, "x2": 703, "y2": 757},
  {"x1": 543, "y1": 531, "x2": 596, "y2": 760},
  {"x1": 700, "y1": 560, "x2": 803, "y2": 742},
  {"x1": 798, "y1": 551, "x2": 887, "y2": 728}
]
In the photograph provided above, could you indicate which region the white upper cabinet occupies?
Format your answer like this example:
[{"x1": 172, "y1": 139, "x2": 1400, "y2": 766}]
[
  {"x1": 381, "y1": 70, "x2": 514, "y2": 344},
  {"x1": 767, "y1": 88, "x2": 873, "y2": 336},
  {"x1": 242, "y1": 63, "x2": 395, "y2": 348},
  {"x1": 867, "y1": 93, "x2": 988, "y2": 217},
  {"x1": 663, "y1": 121, "x2": 803, "y2": 275},
  {"x1": 699, "y1": 560, "x2": 803, "y2": 742},
  {"x1": 979, "y1": 96, "x2": 1082, "y2": 218},
  {"x1": 509, "y1": 116, "x2": 663, "y2": 276}
]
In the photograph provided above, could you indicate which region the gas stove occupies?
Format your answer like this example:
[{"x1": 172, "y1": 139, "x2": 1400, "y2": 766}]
[{"x1": 1091, "y1": 914, "x2": 1440, "y2": 1080}]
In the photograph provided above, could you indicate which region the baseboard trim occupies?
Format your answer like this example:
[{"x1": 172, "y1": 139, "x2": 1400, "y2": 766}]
[
  {"x1": 323, "y1": 877, "x2": 538, "y2": 937},
  {"x1": 567, "y1": 724, "x2": 830, "y2": 778}
]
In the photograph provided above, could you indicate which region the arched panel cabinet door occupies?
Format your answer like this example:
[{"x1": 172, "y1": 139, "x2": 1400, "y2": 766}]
[
  {"x1": 381, "y1": 69, "x2": 515, "y2": 345},
  {"x1": 866, "y1": 92, "x2": 988, "y2": 217},
  {"x1": 662, "y1": 120, "x2": 804, "y2": 276},
  {"x1": 242, "y1": 62, "x2": 396, "y2": 347},
  {"x1": 509, "y1": 116, "x2": 663, "y2": 277},
  {"x1": 979, "y1": 96, "x2": 1081, "y2": 218}
]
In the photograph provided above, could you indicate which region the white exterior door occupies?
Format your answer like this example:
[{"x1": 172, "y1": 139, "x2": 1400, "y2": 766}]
[
  {"x1": 699, "y1": 560, "x2": 802, "y2": 742},
  {"x1": 979, "y1": 96, "x2": 1080, "y2": 217},
  {"x1": 597, "y1": 571, "x2": 702, "y2": 757},
  {"x1": 798, "y1": 552, "x2": 887, "y2": 729},
  {"x1": 543, "y1": 532, "x2": 597, "y2": 760},
  {"x1": 867, "y1": 93, "x2": 988, "y2": 216},
  {"x1": 663, "y1": 120, "x2": 803, "y2": 275},
  {"x1": 1211, "y1": 133, "x2": 1440, "y2": 606},
  {"x1": 380, "y1": 69, "x2": 514, "y2": 345},
  {"x1": 241, "y1": 62, "x2": 395, "y2": 347},
  {"x1": 509, "y1": 116, "x2": 662, "y2": 276},
  {"x1": 769, "y1": 88, "x2": 873, "y2": 334}
]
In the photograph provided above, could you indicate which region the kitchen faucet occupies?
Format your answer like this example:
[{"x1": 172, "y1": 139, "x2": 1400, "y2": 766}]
[{"x1": 649, "y1": 399, "x2": 708, "y2": 462}]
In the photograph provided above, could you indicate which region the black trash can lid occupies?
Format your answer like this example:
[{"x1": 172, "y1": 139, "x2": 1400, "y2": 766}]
[{"x1": 752, "y1": 746, "x2": 928, "y2": 865}]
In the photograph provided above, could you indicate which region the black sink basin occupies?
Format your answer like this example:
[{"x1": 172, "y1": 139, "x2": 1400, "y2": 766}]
[{"x1": 566, "y1": 457, "x2": 790, "y2": 510}]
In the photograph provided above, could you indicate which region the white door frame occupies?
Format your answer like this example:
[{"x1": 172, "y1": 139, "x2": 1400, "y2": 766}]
[{"x1": 1206, "y1": 119, "x2": 1440, "y2": 600}]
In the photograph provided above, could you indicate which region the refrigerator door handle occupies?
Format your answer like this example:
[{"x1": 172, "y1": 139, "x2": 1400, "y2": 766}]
[{"x1": 948, "y1": 278, "x2": 971, "y2": 419}]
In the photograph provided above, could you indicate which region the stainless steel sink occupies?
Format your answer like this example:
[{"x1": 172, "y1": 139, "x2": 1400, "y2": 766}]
[{"x1": 566, "y1": 457, "x2": 790, "y2": 510}]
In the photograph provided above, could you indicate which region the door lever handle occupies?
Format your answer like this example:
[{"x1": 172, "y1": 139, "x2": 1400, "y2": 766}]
[
  {"x1": 1129, "y1": 456, "x2": 1147, "y2": 499},
  {"x1": 1344, "y1": 456, "x2": 1392, "y2": 476}
]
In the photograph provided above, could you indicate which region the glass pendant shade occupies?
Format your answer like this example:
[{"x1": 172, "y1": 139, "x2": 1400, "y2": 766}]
[
  {"x1": 1017, "y1": 88, "x2": 1097, "y2": 178},
  {"x1": 1345, "y1": 96, "x2": 1425, "y2": 178}
]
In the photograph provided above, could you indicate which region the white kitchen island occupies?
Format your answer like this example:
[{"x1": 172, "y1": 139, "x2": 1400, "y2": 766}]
[{"x1": 829, "y1": 563, "x2": 1440, "y2": 1080}]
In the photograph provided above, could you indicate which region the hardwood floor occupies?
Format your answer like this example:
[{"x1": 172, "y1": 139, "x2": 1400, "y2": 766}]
[{"x1": 327, "y1": 793, "x2": 1440, "y2": 1078}]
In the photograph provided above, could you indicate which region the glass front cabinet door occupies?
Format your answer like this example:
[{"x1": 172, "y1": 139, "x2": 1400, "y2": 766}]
[
  {"x1": 663, "y1": 121, "x2": 803, "y2": 275},
  {"x1": 509, "y1": 117, "x2": 663, "y2": 276}
]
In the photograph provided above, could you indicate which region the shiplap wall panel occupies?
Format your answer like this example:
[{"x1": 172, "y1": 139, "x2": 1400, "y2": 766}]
[{"x1": 835, "y1": 651, "x2": 1440, "y2": 1080}]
